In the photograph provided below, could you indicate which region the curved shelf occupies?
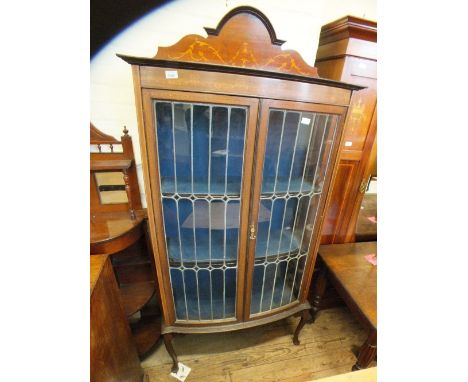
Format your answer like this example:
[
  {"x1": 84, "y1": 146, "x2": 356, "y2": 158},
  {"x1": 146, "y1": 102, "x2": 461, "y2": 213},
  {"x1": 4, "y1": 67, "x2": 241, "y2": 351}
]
[
  {"x1": 120, "y1": 281, "x2": 156, "y2": 317},
  {"x1": 130, "y1": 315, "x2": 162, "y2": 358},
  {"x1": 167, "y1": 249, "x2": 304, "y2": 268},
  {"x1": 90, "y1": 210, "x2": 146, "y2": 255}
]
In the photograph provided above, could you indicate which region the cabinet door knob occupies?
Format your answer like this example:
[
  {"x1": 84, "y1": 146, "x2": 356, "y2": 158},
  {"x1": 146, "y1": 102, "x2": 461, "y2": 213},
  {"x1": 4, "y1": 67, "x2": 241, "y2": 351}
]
[{"x1": 249, "y1": 224, "x2": 256, "y2": 240}]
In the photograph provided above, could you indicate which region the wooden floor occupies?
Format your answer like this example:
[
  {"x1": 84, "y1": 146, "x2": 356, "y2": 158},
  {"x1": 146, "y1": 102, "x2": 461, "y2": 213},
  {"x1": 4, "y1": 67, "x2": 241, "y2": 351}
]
[{"x1": 142, "y1": 307, "x2": 375, "y2": 382}]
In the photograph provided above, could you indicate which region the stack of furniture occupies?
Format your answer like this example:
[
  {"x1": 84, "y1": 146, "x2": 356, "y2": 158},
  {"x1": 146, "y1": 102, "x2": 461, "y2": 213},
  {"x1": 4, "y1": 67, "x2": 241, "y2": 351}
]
[
  {"x1": 308, "y1": 15, "x2": 377, "y2": 311},
  {"x1": 315, "y1": 16, "x2": 377, "y2": 245},
  {"x1": 118, "y1": 6, "x2": 363, "y2": 373},
  {"x1": 90, "y1": 124, "x2": 161, "y2": 357},
  {"x1": 308, "y1": 16, "x2": 378, "y2": 371}
]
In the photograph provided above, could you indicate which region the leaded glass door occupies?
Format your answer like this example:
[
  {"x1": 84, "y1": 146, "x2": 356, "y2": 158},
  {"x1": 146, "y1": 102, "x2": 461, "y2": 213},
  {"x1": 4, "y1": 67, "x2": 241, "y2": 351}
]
[
  {"x1": 145, "y1": 90, "x2": 258, "y2": 324},
  {"x1": 247, "y1": 100, "x2": 343, "y2": 318}
]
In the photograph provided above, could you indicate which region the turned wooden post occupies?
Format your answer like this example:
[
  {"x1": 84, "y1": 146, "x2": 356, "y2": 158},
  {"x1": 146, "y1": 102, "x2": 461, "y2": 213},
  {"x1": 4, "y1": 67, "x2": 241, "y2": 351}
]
[
  {"x1": 122, "y1": 168, "x2": 136, "y2": 220},
  {"x1": 353, "y1": 329, "x2": 377, "y2": 371},
  {"x1": 310, "y1": 267, "x2": 328, "y2": 322}
]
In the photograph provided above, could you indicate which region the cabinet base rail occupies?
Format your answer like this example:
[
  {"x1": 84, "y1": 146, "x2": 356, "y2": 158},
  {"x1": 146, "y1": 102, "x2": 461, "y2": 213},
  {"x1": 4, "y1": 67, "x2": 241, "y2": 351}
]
[{"x1": 161, "y1": 302, "x2": 311, "y2": 373}]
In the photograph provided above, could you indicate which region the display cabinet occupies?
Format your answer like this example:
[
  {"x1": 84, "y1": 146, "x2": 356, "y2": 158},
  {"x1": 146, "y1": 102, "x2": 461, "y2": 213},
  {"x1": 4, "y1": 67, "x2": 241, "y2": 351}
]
[{"x1": 119, "y1": 6, "x2": 363, "y2": 372}]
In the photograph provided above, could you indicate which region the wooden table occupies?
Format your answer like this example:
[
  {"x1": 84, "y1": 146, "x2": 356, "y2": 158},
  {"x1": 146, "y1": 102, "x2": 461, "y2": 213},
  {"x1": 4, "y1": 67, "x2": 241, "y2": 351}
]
[
  {"x1": 91, "y1": 255, "x2": 143, "y2": 382},
  {"x1": 315, "y1": 367, "x2": 377, "y2": 382},
  {"x1": 355, "y1": 194, "x2": 377, "y2": 242},
  {"x1": 310, "y1": 242, "x2": 377, "y2": 371}
]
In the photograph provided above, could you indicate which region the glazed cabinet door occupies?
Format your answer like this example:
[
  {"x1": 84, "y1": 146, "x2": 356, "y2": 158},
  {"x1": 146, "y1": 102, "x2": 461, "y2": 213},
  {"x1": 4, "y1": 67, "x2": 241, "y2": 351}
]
[
  {"x1": 141, "y1": 90, "x2": 258, "y2": 325},
  {"x1": 246, "y1": 100, "x2": 346, "y2": 318}
]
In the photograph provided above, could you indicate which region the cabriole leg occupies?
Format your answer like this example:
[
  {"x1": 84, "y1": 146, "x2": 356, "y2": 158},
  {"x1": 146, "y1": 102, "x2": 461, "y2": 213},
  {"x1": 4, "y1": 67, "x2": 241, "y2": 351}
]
[
  {"x1": 163, "y1": 333, "x2": 179, "y2": 373},
  {"x1": 293, "y1": 309, "x2": 310, "y2": 345}
]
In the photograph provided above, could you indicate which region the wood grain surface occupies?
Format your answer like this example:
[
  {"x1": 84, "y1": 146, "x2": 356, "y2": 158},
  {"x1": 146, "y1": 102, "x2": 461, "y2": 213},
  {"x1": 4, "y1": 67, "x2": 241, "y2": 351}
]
[
  {"x1": 142, "y1": 307, "x2": 375, "y2": 381},
  {"x1": 90, "y1": 255, "x2": 142, "y2": 382},
  {"x1": 318, "y1": 242, "x2": 376, "y2": 328}
]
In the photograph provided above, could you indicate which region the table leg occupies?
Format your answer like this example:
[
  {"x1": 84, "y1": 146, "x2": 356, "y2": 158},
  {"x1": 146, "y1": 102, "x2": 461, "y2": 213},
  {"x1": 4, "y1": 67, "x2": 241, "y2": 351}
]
[
  {"x1": 310, "y1": 266, "x2": 328, "y2": 322},
  {"x1": 353, "y1": 329, "x2": 377, "y2": 371}
]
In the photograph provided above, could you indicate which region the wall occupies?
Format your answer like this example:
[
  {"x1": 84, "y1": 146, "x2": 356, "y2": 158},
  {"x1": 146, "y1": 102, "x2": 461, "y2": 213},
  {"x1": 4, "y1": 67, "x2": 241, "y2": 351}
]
[{"x1": 90, "y1": 0, "x2": 377, "y2": 206}]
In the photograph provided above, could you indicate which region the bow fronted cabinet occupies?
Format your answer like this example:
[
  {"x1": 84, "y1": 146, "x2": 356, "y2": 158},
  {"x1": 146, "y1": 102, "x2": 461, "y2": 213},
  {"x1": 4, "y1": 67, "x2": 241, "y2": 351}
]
[{"x1": 118, "y1": 6, "x2": 364, "y2": 373}]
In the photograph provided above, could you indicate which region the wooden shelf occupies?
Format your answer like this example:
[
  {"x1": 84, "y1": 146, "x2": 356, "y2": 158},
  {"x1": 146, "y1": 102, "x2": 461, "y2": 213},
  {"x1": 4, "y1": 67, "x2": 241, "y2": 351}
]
[
  {"x1": 120, "y1": 281, "x2": 155, "y2": 317},
  {"x1": 131, "y1": 315, "x2": 162, "y2": 358},
  {"x1": 91, "y1": 159, "x2": 132, "y2": 171}
]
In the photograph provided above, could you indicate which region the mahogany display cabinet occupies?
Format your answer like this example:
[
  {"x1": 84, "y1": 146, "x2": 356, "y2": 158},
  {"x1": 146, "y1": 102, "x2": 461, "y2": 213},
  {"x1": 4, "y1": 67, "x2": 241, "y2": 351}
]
[{"x1": 119, "y1": 7, "x2": 363, "y2": 373}]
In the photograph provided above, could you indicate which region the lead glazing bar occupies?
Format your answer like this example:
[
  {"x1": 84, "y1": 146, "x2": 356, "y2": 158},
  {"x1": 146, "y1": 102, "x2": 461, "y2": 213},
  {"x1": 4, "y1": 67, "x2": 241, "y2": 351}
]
[
  {"x1": 286, "y1": 112, "x2": 304, "y2": 192},
  {"x1": 296, "y1": 116, "x2": 339, "y2": 294},
  {"x1": 190, "y1": 104, "x2": 194, "y2": 195},
  {"x1": 224, "y1": 107, "x2": 231, "y2": 195},
  {"x1": 299, "y1": 114, "x2": 318, "y2": 192},
  {"x1": 273, "y1": 112, "x2": 287, "y2": 194},
  {"x1": 192, "y1": 199, "x2": 201, "y2": 320}
]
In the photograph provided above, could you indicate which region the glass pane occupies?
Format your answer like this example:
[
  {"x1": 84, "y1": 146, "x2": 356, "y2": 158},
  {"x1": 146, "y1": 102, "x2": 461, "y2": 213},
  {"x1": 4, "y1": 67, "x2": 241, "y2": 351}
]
[
  {"x1": 227, "y1": 108, "x2": 246, "y2": 194},
  {"x1": 155, "y1": 100, "x2": 248, "y2": 321},
  {"x1": 251, "y1": 108, "x2": 339, "y2": 315},
  {"x1": 155, "y1": 102, "x2": 176, "y2": 193},
  {"x1": 261, "y1": 110, "x2": 283, "y2": 193},
  {"x1": 210, "y1": 107, "x2": 229, "y2": 194},
  {"x1": 193, "y1": 105, "x2": 210, "y2": 194}
]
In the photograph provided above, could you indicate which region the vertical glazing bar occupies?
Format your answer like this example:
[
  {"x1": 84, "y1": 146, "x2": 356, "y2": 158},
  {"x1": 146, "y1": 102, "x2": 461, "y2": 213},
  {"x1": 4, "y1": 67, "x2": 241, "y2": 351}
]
[
  {"x1": 269, "y1": 198, "x2": 289, "y2": 310},
  {"x1": 268, "y1": 264, "x2": 279, "y2": 310},
  {"x1": 263, "y1": 199, "x2": 275, "y2": 257},
  {"x1": 224, "y1": 107, "x2": 231, "y2": 195},
  {"x1": 288, "y1": 199, "x2": 314, "y2": 303},
  {"x1": 209, "y1": 269, "x2": 213, "y2": 320},
  {"x1": 279, "y1": 198, "x2": 302, "y2": 305},
  {"x1": 223, "y1": 268, "x2": 226, "y2": 319},
  {"x1": 309, "y1": 116, "x2": 329, "y2": 193},
  {"x1": 171, "y1": 102, "x2": 188, "y2": 319},
  {"x1": 192, "y1": 199, "x2": 201, "y2": 320},
  {"x1": 288, "y1": 255, "x2": 303, "y2": 304},
  {"x1": 171, "y1": 103, "x2": 178, "y2": 194},
  {"x1": 279, "y1": 257, "x2": 292, "y2": 306},
  {"x1": 276, "y1": 199, "x2": 289, "y2": 256},
  {"x1": 273, "y1": 112, "x2": 287, "y2": 194},
  {"x1": 258, "y1": 199, "x2": 274, "y2": 312},
  {"x1": 299, "y1": 114, "x2": 318, "y2": 192},
  {"x1": 208, "y1": 106, "x2": 212, "y2": 195},
  {"x1": 175, "y1": 204, "x2": 188, "y2": 319},
  {"x1": 190, "y1": 105, "x2": 194, "y2": 195},
  {"x1": 287, "y1": 113, "x2": 304, "y2": 192},
  {"x1": 223, "y1": 199, "x2": 227, "y2": 318},
  {"x1": 208, "y1": 106, "x2": 213, "y2": 319}
]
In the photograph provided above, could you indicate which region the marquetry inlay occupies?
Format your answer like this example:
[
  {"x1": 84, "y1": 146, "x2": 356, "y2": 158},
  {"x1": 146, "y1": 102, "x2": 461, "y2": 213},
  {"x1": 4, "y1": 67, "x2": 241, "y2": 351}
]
[{"x1": 153, "y1": 9, "x2": 318, "y2": 77}]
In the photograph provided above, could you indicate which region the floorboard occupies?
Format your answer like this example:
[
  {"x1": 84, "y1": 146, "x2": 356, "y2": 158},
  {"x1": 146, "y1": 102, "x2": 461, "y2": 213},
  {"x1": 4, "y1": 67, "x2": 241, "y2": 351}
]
[{"x1": 143, "y1": 307, "x2": 375, "y2": 382}]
